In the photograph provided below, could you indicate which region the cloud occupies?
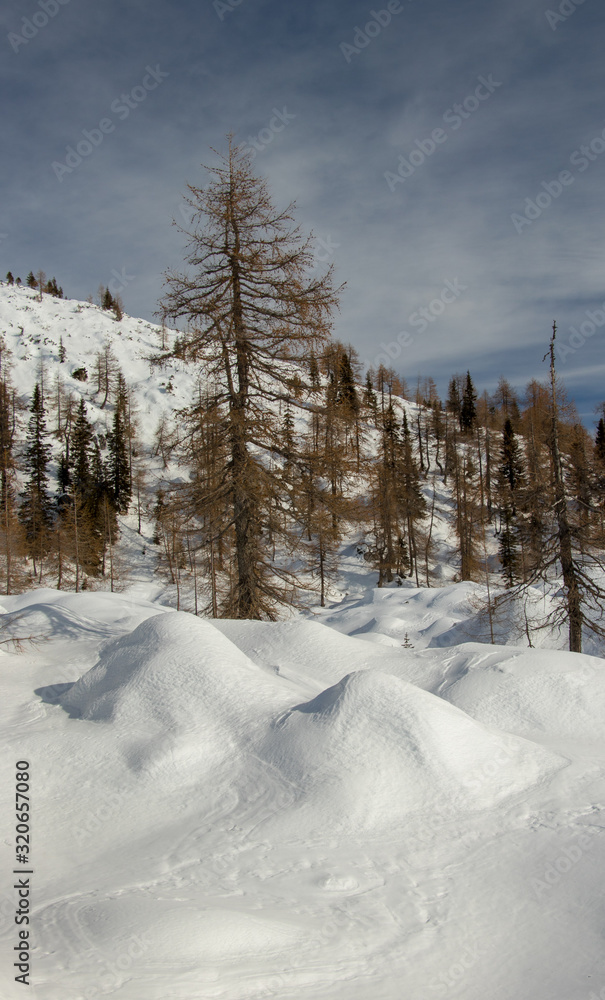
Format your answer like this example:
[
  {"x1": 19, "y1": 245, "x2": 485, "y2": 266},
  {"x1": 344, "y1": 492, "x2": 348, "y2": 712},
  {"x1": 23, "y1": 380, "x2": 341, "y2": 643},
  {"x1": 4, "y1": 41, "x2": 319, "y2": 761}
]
[{"x1": 1, "y1": 0, "x2": 604, "y2": 416}]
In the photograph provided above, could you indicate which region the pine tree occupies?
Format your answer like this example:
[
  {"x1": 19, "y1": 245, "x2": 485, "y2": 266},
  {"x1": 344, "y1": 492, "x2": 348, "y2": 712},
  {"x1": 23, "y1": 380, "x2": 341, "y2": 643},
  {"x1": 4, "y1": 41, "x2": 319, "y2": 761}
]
[
  {"x1": 19, "y1": 384, "x2": 53, "y2": 578},
  {"x1": 26, "y1": 271, "x2": 37, "y2": 289},
  {"x1": 595, "y1": 417, "x2": 605, "y2": 464},
  {"x1": 71, "y1": 399, "x2": 94, "y2": 497},
  {"x1": 336, "y1": 349, "x2": 359, "y2": 415},
  {"x1": 58, "y1": 337, "x2": 66, "y2": 363},
  {"x1": 6, "y1": 272, "x2": 14, "y2": 286},
  {"x1": 460, "y1": 371, "x2": 477, "y2": 433},
  {"x1": 159, "y1": 139, "x2": 340, "y2": 619},
  {"x1": 106, "y1": 375, "x2": 131, "y2": 513},
  {"x1": 495, "y1": 419, "x2": 526, "y2": 587},
  {"x1": 446, "y1": 375, "x2": 462, "y2": 423},
  {"x1": 363, "y1": 372, "x2": 378, "y2": 420},
  {"x1": 0, "y1": 346, "x2": 22, "y2": 593},
  {"x1": 309, "y1": 352, "x2": 320, "y2": 390}
]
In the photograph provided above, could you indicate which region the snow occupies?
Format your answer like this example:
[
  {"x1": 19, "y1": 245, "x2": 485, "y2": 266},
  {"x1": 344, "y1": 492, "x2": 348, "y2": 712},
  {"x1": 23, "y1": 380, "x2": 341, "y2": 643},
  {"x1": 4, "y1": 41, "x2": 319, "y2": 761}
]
[
  {"x1": 1, "y1": 285, "x2": 605, "y2": 997},
  {"x1": 1, "y1": 586, "x2": 604, "y2": 999}
]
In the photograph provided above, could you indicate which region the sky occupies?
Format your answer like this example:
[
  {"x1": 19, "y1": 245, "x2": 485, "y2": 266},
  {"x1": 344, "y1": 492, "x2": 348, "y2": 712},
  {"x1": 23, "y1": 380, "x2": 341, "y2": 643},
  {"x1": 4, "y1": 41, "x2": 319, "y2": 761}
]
[{"x1": 1, "y1": 0, "x2": 604, "y2": 425}]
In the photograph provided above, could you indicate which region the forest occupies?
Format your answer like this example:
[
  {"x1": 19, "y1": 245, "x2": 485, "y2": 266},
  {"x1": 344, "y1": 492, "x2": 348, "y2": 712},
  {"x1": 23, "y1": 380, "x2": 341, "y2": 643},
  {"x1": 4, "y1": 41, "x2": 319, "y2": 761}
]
[{"x1": 2, "y1": 144, "x2": 605, "y2": 654}]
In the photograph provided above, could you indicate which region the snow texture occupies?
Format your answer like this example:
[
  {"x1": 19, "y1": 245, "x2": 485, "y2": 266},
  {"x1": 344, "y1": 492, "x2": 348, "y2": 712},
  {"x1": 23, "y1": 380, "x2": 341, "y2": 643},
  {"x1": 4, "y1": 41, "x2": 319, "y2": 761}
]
[{"x1": 1, "y1": 586, "x2": 604, "y2": 1000}]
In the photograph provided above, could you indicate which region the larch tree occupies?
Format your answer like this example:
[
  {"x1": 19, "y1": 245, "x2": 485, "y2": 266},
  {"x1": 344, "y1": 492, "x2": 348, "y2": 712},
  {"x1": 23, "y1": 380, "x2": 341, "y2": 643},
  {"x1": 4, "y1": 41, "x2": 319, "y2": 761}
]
[
  {"x1": 159, "y1": 139, "x2": 341, "y2": 619},
  {"x1": 496, "y1": 326, "x2": 605, "y2": 652}
]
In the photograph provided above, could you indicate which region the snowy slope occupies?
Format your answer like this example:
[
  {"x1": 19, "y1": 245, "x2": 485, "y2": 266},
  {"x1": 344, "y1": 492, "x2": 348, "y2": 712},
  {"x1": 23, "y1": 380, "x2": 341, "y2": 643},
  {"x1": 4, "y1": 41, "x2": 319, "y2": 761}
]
[
  {"x1": 0, "y1": 284, "x2": 194, "y2": 425},
  {"x1": 1, "y1": 588, "x2": 604, "y2": 1000}
]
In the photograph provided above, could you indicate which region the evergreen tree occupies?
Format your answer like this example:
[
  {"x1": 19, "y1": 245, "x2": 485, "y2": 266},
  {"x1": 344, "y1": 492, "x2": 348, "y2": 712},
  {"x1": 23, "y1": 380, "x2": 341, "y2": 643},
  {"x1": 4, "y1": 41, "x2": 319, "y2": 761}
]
[
  {"x1": 595, "y1": 417, "x2": 605, "y2": 464},
  {"x1": 446, "y1": 376, "x2": 461, "y2": 422},
  {"x1": 495, "y1": 419, "x2": 526, "y2": 587},
  {"x1": 0, "y1": 347, "x2": 21, "y2": 593},
  {"x1": 19, "y1": 384, "x2": 53, "y2": 577},
  {"x1": 71, "y1": 398, "x2": 94, "y2": 497},
  {"x1": 363, "y1": 372, "x2": 378, "y2": 419},
  {"x1": 26, "y1": 271, "x2": 37, "y2": 289},
  {"x1": 460, "y1": 371, "x2": 477, "y2": 432},
  {"x1": 6, "y1": 272, "x2": 14, "y2": 286},
  {"x1": 336, "y1": 350, "x2": 359, "y2": 415},
  {"x1": 107, "y1": 375, "x2": 131, "y2": 513},
  {"x1": 58, "y1": 337, "x2": 66, "y2": 363}
]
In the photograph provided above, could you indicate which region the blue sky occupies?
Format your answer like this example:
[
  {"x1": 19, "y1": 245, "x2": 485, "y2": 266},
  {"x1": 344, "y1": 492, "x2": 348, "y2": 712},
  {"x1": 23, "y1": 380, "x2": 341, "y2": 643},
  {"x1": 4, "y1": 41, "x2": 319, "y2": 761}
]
[{"x1": 1, "y1": 0, "x2": 604, "y2": 425}]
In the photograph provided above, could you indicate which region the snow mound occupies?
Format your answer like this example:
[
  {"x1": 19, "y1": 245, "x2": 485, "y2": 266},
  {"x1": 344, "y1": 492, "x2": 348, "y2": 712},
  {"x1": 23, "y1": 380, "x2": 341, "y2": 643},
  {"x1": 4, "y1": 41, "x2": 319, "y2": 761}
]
[
  {"x1": 261, "y1": 669, "x2": 564, "y2": 836},
  {"x1": 215, "y1": 617, "x2": 410, "y2": 692},
  {"x1": 0, "y1": 587, "x2": 167, "y2": 639},
  {"x1": 60, "y1": 612, "x2": 288, "y2": 772},
  {"x1": 434, "y1": 644, "x2": 605, "y2": 740}
]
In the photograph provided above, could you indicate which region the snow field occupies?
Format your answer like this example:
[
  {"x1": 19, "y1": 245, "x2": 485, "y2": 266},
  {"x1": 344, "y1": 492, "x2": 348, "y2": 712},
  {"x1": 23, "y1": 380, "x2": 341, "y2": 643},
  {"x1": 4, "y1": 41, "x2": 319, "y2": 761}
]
[{"x1": 0, "y1": 587, "x2": 604, "y2": 999}]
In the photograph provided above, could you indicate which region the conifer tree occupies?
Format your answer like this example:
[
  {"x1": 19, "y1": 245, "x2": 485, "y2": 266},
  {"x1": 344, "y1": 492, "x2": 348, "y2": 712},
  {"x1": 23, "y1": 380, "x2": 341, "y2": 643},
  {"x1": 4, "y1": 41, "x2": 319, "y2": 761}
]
[
  {"x1": 19, "y1": 384, "x2": 53, "y2": 578},
  {"x1": 495, "y1": 418, "x2": 526, "y2": 587},
  {"x1": 595, "y1": 417, "x2": 605, "y2": 464},
  {"x1": 0, "y1": 345, "x2": 22, "y2": 593},
  {"x1": 446, "y1": 376, "x2": 462, "y2": 423},
  {"x1": 309, "y1": 352, "x2": 320, "y2": 391},
  {"x1": 26, "y1": 271, "x2": 37, "y2": 289},
  {"x1": 460, "y1": 371, "x2": 477, "y2": 432},
  {"x1": 107, "y1": 375, "x2": 131, "y2": 513},
  {"x1": 498, "y1": 326, "x2": 605, "y2": 651},
  {"x1": 159, "y1": 139, "x2": 340, "y2": 618},
  {"x1": 400, "y1": 410, "x2": 428, "y2": 584},
  {"x1": 363, "y1": 372, "x2": 378, "y2": 421}
]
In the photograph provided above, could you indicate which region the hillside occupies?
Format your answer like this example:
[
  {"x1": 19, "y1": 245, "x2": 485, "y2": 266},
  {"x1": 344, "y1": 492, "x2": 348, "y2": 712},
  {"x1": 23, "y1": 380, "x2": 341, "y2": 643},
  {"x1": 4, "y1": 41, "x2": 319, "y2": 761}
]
[{"x1": 1, "y1": 281, "x2": 604, "y2": 656}]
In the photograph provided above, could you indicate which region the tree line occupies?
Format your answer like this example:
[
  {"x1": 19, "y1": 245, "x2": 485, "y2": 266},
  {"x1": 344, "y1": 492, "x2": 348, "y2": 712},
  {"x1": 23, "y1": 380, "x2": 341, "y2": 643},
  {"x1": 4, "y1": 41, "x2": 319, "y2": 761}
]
[
  {"x1": 2, "y1": 140, "x2": 604, "y2": 652},
  {"x1": 0, "y1": 337, "x2": 134, "y2": 594},
  {"x1": 150, "y1": 141, "x2": 605, "y2": 650}
]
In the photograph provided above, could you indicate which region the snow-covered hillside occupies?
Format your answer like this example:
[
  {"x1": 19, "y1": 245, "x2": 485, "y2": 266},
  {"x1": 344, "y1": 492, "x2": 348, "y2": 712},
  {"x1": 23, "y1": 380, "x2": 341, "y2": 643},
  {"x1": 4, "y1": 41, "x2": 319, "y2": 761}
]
[
  {"x1": 1, "y1": 284, "x2": 604, "y2": 998},
  {"x1": 1, "y1": 587, "x2": 604, "y2": 999},
  {"x1": 0, "y1": 283, "x2": 195, "y2": 446}
]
